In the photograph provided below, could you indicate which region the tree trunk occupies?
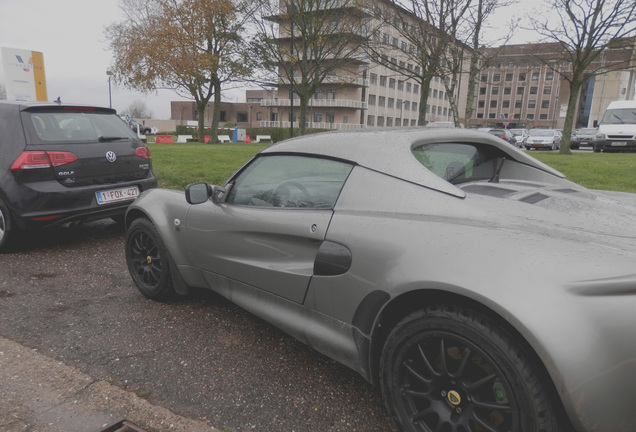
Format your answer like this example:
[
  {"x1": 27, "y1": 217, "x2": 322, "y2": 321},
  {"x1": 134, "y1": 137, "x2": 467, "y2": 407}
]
[{"x1": 559, "y1": 78, "x2": 583, "y2": 155}]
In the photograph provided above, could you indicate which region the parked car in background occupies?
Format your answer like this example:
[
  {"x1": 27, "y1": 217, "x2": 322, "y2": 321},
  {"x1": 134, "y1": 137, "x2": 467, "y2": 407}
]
[
  {"x1": 125, "y1": 128, "x2": 636, "y2": 432},
  {"x1": 486, "y1": 128, "x2": 518, "y2": 146},
  {"x1": 526, "y1": 128, "x2": 561, "y2": 150},
  {"x1": 570, "y1": 127, "x2": 597, "y2": 149},
  {"x1": 0, "y1": 101, "x2": 157, "y2": 252},
  {"x1": 424, "y1": 121, "x2": 463, "y2": 128},
  {"x1": 510, "y1": 128, "x2": 529, "y2": 147},
  {"x1": 129, "y1": 119, "x2": 153, "y2": 135}
]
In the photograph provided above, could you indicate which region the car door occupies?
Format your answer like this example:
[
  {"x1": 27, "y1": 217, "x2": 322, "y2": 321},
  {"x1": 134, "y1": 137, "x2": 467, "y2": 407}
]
[{"x1": 185, "y1": 154, "x2": 353, "y2": 304}]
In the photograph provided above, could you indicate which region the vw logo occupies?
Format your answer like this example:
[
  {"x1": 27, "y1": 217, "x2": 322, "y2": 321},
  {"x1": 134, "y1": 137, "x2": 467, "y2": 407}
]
[{"x1": 105, "y1": 151, "x2": 117, "y2": 162}]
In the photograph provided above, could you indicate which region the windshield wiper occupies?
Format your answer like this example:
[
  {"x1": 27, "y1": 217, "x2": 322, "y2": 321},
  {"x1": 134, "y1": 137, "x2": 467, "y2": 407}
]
[
  {"x1": 611, "y1": 114, "x2": 625, "y2": 124},
  {"x1": 489, "y1": 157, "x2": 506, "y2": 183},
  {"x1": 99, "y1": 136, "x2": 127, "y2": 142}
]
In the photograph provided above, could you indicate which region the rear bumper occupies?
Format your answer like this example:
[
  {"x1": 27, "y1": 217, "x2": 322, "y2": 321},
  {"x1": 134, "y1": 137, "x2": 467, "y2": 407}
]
[
  {"x1": 593, "y1": 139, "x2": 636, "y2": 152},
  {"x1": 6, "y1": 175, "x2": 157, "y2": 229}
]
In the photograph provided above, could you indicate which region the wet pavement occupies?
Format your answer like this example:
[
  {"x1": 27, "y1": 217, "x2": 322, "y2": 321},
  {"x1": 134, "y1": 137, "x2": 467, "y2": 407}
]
[{"x1": 0, "y1": 220, "x2": 395, "y2": 432}]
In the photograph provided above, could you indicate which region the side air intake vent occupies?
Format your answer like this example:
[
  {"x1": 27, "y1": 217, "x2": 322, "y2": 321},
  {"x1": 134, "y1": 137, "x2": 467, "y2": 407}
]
[{"x1": 519, "y1": 192, "x2": 550, "y2": 204}]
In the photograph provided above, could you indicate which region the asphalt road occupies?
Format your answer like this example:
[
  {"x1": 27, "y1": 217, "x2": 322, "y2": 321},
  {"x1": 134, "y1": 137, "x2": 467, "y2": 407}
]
[{"x1": 0, "y1": 220, "x2": 396, "y2": 432}]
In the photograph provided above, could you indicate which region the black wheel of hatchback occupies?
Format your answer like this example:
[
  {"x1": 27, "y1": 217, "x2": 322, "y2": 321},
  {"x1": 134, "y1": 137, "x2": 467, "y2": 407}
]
[
  {"x1": 0, "y1": 198, "x2": 14, "y2": 253},
  {"x1": 125, "y1": 218, "x2": 176, "y2": 300},
  {"x1": 381, "y1": 305, "x2": 562, "y2": 432}
]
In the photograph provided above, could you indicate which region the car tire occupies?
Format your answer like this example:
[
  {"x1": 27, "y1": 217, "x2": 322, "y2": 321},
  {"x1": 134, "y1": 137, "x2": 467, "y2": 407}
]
[
  {"x1": 125, "y1": 217, "x2": 176, "y2": 300},
  {"x1": 0, "y1": 197, "x2": 14, "y2": 253},
  {"x1": 380, "y1": 304, "x2": 562, "y2": 432}
]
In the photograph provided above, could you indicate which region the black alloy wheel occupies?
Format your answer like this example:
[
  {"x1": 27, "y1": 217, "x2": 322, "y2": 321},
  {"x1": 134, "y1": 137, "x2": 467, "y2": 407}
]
[
  {"x1": 125, "y1": 218, "x2": 175, "y2": 300},
  {"x1": 381, "y1": 305, "x2": 561, "y2": 432},
  {"x1": 0, "y1": 198, "x2": 13, "y2": 253}
]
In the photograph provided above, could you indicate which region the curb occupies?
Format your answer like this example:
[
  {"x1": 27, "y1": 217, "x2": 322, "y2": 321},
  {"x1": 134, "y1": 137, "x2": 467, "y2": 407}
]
[{"x1": 0, "y1": 337, "x2": 219, "y2": 432}]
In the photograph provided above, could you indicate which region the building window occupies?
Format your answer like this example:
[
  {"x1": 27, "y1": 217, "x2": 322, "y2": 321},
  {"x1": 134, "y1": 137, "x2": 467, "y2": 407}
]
[
  {"x1": 546, "y1": 72, "x2": 554, "y2": 80},
  {"x1": 387, "y1": 117, "x2": 393, "y2": 127},
  {"x1": 505, "y1": 73, "x2": 513, "y2": 81},
  {"x1": 543, "y1": 86, "x2": 552, "y2": 94},
  {"x1": 314, "y1": 112, "x2": 323, "y2": 123},
  {"x1": 530, "y1": 87, "x2": 538, "y2": 94},
  {"x1": 368, "y1": 94, "x2": 376, "y2": 105},
  {"x1": 220, "y1": 111, "x2": 227, "y2": 122},
  {"x1": 237, "y1": 112, "x2": 248, "y2": 122},
  {"x1": 413, "y1": 84, "x2": 419, "y2": 94},
  {"x1": 480, "y1": 87, "x2": 487, "y2": 95},
  {"x1": 477, "y1": 113, "x2": 484, "y2": 118},
  {"x1": 478, "y1": 100, "x2": 485, "y2": 108},
  {"x1": 388, "y1": 98, "x2": 395, "y2": 108},
  {"x1": 515, "y1": 100, "x2": 522, "y2": 108},
  {"x1": 540, "y1": 114, "x2": 548, "y2": 120},
  {"x1": 490, "y1": 100, "x2": 497, "y2": 108},
  {"x1": 412, "y1": 102, "x2": 418, "y2": 111},
  {"x1": 527, "y1": 114, "x2": 535, "y2": 120},
  {"x1": 519, "y1": 73, "x2": 526, "y2": 81},
  {"x1": 528, "y1": 100, "x2": 536, "y2": 108},
  {"x1": 508, "y1": 61, "x2": 515, "y2": 68},
  {"x1": 531, "y1": 72, "x2": 539, "y2": 80},
  {"x1": 367, "y1": 115, "x2": 375, "y2": 126},
  {"x1": 380, "y1": 75, "x2": 387, "y2": 86},
  {"x1": 406, "y1": 82, "x2": 412, "y2": 92},
  {"x1": 378, "y1": 96, "x2": 386, "y2": 106},
  {"x1": 389, "y1": 78, "x2": 396, "y2": 89},
  {"x1": 327, "y1": 90, "x2": 336, "y2": 100},
  {"x1": 541, "y1": 100, "x2": 550, "y2": 108},
  {"x1": 370, "y1": 73, "x2": 377, "y2": 85},
  {"x1": 492, "y1": 87, "x2": 499, "y2": 95},
  {"x1": 398, "y1": 80, "x2": 404, "y2": 90},
  {"x1": 517, "y1": 86, "x2": 525, "y2": 95},
  {"x1": 489, "y1": 113, "x2": 496, "y2": 118},
  {"x1": 481, "y1": 74, "x2": 487, "y2": 82},
  {"x1": 256, "y1": 112, "x2": 262, "y2": 121},
  {"x1": 493, "y1": 74, "x2": 500, "y2": 81},
  {"x1": 504, "y1": 87, "x2": 511, "y2": 95},
  {"x1": 377, "y1": 116, "x2": 385, "y2": 126},
  {"x1": 502, "y1": 100, "x2": 510, "y2": 108}
]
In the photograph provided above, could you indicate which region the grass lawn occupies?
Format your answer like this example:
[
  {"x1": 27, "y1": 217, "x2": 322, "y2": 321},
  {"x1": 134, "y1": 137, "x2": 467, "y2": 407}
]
[
  {"x1": 147, "y1": 142, "x2": 268, "y2": 190},
  {"x1": 531, "y1": 151, "x2": 636, "y2": 193},
  {"x1": 147, "y1": 141, "x2": 636, "y2": 194}
]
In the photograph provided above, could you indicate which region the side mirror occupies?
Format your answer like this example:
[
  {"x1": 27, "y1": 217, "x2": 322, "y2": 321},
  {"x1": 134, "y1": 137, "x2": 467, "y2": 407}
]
[
  {"x1": 185, "y1": 182, "x2": 211, "y2": 204},
  {"x1": 185, "y1": 183, "x2": 229, "y2": 204}
]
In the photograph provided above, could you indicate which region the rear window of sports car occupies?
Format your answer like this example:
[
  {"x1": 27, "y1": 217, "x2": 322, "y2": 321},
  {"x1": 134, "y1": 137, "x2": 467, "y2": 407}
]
[{"x1": 412, "y1": 143, "x2": 505, "y2": 184}]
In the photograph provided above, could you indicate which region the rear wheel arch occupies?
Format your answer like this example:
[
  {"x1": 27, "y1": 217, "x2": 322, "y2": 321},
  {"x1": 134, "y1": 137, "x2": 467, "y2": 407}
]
[{"x1": 368, "y1": 289, "x2": 571, "y2": 429}]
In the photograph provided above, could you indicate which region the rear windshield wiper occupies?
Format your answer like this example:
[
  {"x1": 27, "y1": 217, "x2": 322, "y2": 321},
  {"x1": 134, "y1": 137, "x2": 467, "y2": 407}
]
[{"x1": 99, "y1": 136, "x2": 128, "y2": 142}]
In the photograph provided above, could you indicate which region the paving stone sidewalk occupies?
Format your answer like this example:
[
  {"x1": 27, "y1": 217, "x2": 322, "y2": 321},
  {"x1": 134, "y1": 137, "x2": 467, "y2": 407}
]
[{"x1": 0, "y1": 337, "x2": 219, "y2": 432}]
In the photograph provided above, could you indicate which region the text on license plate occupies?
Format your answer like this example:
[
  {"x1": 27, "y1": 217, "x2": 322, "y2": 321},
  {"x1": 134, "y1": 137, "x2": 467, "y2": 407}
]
[
  {"x1": 610, "y1": 141, "x2": 627, "y2": 146},
  {"x1": 96, "y1": 186, "x2": 140, "y2": 204}
]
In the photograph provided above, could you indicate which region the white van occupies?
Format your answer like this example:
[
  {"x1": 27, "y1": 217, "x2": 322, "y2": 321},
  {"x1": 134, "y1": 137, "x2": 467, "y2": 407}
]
[{"x1": 593, "y1": 100, "x2": 636, "y2": 152}]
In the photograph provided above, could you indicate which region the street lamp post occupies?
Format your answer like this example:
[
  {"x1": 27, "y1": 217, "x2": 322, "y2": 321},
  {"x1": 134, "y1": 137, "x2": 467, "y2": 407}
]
[
  {"x1": 287, "y1": 4, "x2": 297, "y2": 137},
  {"x1": 106, "y1": 70, "x2": 113, "y2": 109}
]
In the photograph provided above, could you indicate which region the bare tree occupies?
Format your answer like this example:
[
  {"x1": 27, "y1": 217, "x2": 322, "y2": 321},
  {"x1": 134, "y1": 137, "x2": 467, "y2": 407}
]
[
  {"x1": 122, "y1": 99, "x2": 153, "y2": 119},
  {"x1": 106, "y1": 0, "x2": 254, "y2": 142},
  {"x1": 529, "y1": 0, "x2": 636, "y2": 154},
  {"x1": 252, "y1": 0, "x2": 371, "y2": 135}
]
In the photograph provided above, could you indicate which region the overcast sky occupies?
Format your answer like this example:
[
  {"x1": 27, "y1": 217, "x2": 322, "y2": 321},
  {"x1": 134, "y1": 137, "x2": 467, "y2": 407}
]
[{"x1": 0, "y1": 0, "x2": 539, "y2": 120}]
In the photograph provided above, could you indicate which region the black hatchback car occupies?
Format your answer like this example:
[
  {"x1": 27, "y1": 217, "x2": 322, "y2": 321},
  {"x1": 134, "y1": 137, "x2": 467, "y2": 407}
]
[{"x1": 0, "y1": 102, "x2": 157, "y2": 251}]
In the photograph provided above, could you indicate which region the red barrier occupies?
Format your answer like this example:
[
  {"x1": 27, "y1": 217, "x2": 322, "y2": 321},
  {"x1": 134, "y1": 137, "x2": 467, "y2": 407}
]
[{"x1": 155, "y1": 135, "x2": 174, "y2": 143}]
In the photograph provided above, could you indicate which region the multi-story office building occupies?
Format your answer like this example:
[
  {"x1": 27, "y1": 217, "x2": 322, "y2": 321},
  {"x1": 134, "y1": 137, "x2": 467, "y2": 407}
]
[{"x1": 471, "y1": 42, "x2": 635, "y2": 130}]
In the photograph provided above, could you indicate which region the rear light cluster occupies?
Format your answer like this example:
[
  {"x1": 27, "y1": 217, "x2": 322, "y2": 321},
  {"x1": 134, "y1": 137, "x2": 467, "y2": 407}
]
[
  {"x1": 135, "y1": 146, "x2": 151, "y2": 159},
  {"x1": 10, "y1": 151, "x2": 78, "y2": 170}
]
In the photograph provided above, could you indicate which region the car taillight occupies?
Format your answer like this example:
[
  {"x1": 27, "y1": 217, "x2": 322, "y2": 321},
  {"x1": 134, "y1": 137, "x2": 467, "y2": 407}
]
[
  {"x1": 135, "y1": 146, "x2": 151, "y2": 159},
  {"x1": 10, "y1": 151, "x2": 78, "y2": 170}
]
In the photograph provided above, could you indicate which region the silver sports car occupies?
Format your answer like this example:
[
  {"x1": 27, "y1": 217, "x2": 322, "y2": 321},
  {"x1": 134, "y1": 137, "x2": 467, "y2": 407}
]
[{"x1": 125, "y1": 129, "x2": 636, "y2": 432}]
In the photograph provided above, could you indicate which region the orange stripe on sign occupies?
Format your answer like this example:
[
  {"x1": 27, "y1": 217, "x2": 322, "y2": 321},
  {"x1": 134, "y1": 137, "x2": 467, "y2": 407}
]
[{"x1": 32, "y1": 51, "x2": 48, "y2": 102}]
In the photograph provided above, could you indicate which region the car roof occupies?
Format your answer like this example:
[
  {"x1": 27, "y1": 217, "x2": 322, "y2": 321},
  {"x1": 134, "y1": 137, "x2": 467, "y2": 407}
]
[
  {"x1": 262, "y1": 128, "x2": 564, "y2": 198},
  {"x1": 0, "y1": 100, "x2": 116, "y2": 113}
]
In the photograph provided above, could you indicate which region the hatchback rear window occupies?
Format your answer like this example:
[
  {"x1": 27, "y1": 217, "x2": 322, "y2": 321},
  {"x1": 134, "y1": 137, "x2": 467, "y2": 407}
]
[{"x1": 26, "y1": 111, "x2": 136, "y2": 143}]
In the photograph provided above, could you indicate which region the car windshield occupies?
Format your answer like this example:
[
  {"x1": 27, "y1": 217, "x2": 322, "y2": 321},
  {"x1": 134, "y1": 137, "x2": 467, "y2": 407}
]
[
  {"x1": 510, "y1": 130, "x2": 524, "y2": 136},
  {"x1": 601, "y1": 108, "x2": 636, "y2": 125},
  {"x1": 576, "y1": 128, "x2": 596, "y2": 135},
  {"x1": 529, "y1": 130, "x2": 553, "y2": 137},
  {"x1": 27, "y1": 111, "x2": 136, "y2": 142},
  {"x1": 412, "y1": 143, "x2": 506, "y2": 185}
]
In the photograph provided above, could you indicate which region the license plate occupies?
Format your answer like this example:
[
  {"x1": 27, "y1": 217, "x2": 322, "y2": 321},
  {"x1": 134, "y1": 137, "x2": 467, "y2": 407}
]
[
  {"x1": 610, "y1": 141, "x2": 627, "y2": 146},
  {"x1": 533, "y1": 142, "x2": 543, "y2": 145},
  {"x1": 96, "y1": 186, "x2": 139, "y2": 204}
]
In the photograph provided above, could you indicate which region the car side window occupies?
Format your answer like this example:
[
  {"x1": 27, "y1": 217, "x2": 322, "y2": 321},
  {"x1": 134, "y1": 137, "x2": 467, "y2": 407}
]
[{"x1": 225, "y1": 155, "x2": 353, "y2": 209}]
